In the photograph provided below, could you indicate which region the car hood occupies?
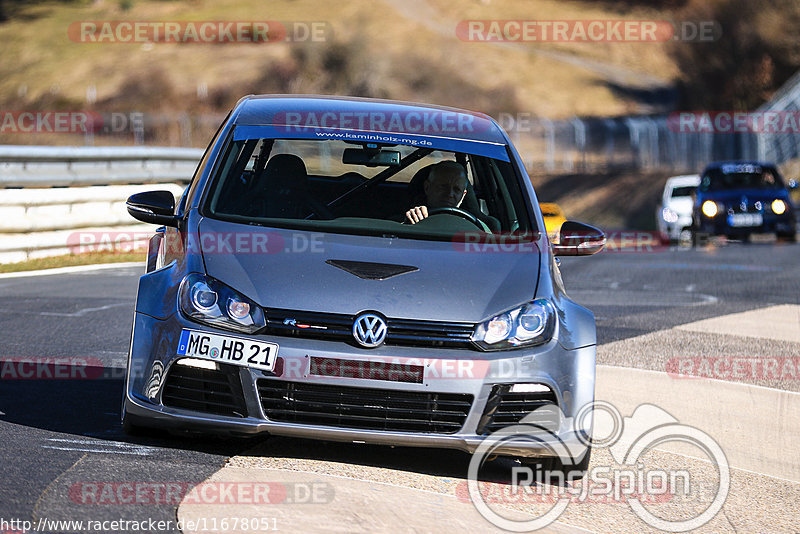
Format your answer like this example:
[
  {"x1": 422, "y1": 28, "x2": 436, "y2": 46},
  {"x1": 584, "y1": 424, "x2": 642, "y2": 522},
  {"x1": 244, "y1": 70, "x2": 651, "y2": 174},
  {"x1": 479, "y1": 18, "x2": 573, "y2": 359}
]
[{"x1": 197, "y1": 218, "x2": 541, "y2": 323}]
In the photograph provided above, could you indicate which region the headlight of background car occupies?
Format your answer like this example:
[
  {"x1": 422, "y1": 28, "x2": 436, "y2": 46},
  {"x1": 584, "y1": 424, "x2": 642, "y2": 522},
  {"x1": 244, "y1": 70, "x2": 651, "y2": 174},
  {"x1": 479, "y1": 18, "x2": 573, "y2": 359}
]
[
  {"x1": 701, "y1": 200, "x2": 720, "y2": 218},
  {"x1": 771, "y1": 199, "x2": 787, "y2": 215},
  {"x1": 179, "y1": 273, "x2": 266, "y2": 334},
  {"x1": 471, "y1": 299, "x2": 556, "y2": 351},
  {"x1": 661, "y1": 207, "x2": 679, "y2": 223}
]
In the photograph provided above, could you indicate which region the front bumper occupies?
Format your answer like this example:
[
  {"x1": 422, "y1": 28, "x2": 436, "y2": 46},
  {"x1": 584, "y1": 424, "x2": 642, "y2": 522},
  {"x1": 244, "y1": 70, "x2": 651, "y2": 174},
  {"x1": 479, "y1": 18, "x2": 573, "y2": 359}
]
[
  {"x1": 696, "y1": 211, "x2": 796, "y2": 236},
  {"x1": 663, "y1": 216, "x2": 693, "y2": 240},
  {"x1": 125, "y1": 311, "x2": 596, "y2": 458}
]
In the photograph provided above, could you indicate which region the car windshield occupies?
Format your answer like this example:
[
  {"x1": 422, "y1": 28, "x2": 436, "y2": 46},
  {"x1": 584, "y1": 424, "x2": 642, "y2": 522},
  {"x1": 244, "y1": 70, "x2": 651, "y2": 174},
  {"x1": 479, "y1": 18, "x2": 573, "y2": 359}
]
[
  {"x1": 204, "y1": 136, "x2": 535, "y2": 241},
  {"x1": 700, "y1": 165, "x2": 784, "y2": 192},
  {"x1": 670, "y1": 186, "x2": 696, "y2": 198}
]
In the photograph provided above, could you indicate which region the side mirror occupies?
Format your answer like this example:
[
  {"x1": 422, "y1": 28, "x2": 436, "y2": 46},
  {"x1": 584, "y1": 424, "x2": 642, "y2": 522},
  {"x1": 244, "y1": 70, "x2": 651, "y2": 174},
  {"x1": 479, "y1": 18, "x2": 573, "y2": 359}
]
[
  {"x1": 553, "y1": 221, "x2": 605, "y2": 256},
  {"x1": 126, "y1": 191, "x2": 179, "y2": 227}
]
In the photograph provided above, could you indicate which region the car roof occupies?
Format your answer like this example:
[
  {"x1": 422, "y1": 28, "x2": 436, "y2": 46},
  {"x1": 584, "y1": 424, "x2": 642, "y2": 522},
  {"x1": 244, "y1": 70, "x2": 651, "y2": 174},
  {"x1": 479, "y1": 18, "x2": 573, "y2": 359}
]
[
  {"x1": 702, "y1": 160, "x2": 778, "y2": 172},
  {"x1": 665, "y1": 175, "x2": 700, "y2": 187},
  {"x1": 230, "y1": 94, "x2": 508, "y2": 144}
]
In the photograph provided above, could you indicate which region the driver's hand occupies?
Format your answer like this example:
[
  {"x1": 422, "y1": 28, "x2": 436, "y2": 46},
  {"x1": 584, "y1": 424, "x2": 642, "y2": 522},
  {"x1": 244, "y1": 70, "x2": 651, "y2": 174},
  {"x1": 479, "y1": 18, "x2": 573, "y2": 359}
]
[{"x1": 405, "y1": 205, "x2": 428, "y2": 224}]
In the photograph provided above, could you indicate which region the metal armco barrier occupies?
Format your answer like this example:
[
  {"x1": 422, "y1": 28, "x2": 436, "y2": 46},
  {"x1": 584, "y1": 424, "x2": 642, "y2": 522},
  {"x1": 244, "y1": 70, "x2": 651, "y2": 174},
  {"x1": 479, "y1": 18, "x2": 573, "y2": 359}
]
[
  {"x1": 0, "y1": 145, "x2": 202, "y2": 263},
  {"x1": 0, "y1": 145, "x2": 203, "y2": 187}
]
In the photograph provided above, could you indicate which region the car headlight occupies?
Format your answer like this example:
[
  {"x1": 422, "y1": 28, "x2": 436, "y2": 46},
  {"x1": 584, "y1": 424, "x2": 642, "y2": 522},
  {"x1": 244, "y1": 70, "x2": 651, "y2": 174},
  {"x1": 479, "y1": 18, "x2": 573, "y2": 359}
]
[
  {"x1": 772, "y1": 199, "x2": 787, "y2": 215},
  {"x1": 661, "y1": 207, "x2": 679, "y2": 223},
  {"x1": 471, "y1": 299, "x2": 556, "y2": 351},
  {"x1": 701, "y1": 200, "x2": 719, "y2": 218},
  {"x1": 179, "y1": 273, "x2": 266, "y2": 334}
]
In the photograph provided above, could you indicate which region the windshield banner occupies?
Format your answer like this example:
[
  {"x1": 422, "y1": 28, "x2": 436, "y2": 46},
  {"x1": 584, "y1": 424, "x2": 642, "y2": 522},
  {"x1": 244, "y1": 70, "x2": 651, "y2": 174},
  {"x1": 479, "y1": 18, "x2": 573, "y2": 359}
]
[{"x1": 232, "y1": 124, "x2": 511, "y2": 161}]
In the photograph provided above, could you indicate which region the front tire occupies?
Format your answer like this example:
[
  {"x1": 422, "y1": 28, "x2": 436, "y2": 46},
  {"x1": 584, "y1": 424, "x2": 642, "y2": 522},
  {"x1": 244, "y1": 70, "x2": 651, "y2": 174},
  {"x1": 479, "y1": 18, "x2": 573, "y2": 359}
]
[{"x1": 678, "y1": 228, "x2": 692, "y2": 248}]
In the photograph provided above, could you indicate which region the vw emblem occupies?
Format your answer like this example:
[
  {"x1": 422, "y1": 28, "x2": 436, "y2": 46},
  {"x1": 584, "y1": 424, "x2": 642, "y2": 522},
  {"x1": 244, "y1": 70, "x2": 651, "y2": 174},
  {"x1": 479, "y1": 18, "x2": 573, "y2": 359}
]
[{"x1": 353, "y1": 313, "x2": 387, "y2": 348}]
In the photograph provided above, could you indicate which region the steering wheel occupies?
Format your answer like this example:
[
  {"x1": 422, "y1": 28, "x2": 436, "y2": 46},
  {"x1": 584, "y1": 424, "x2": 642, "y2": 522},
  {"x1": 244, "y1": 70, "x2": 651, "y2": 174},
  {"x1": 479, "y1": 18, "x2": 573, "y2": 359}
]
[{"x1": 428, "y1": 207, "x2": 490, "y2": 231}]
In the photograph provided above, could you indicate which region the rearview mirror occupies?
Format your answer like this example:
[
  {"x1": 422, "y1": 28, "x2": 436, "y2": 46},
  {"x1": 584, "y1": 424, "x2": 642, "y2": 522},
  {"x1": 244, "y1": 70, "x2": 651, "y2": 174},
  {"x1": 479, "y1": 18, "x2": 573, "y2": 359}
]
[
  {"x1": 126, "y1": 190, "x2": 179, "y2": 227},
  {"x1": 553, "y1": 221, "x2": 605, "y2": 256},
  {"x1": 342, "y1": 148, "x2": 401, "y2": 167}
]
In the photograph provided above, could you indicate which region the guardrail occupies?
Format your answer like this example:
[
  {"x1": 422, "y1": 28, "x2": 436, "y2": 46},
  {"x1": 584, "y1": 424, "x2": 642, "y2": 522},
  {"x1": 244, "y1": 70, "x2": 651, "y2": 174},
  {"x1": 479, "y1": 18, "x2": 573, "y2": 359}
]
[
  {"x1": 0, "y1": 145, "x2": 202, "y2": 263},
  {"x1": 0, "y1": 145, "x2": 203, "y2": 187}
]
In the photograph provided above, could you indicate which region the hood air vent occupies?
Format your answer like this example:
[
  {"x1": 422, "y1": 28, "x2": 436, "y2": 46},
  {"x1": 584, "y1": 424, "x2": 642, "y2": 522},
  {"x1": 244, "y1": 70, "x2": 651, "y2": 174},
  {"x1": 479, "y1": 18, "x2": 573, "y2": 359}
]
[{"x1": 325, "y1": 259, "x2": 418, "y2": 280}]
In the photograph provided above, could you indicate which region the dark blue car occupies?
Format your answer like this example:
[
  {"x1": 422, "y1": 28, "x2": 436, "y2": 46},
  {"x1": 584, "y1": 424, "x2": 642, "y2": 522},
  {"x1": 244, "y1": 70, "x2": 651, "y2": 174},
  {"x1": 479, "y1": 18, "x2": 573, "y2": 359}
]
[{"x1": 692, "y1": 161, "x2": 797, "y2": 244}]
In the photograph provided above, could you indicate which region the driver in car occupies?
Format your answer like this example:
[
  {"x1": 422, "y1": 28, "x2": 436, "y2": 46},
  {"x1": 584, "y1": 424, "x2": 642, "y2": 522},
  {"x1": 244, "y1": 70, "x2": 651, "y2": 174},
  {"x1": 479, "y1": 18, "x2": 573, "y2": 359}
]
[{"x1": 405, "y1": 161, "x2": 468, "y2": 224}]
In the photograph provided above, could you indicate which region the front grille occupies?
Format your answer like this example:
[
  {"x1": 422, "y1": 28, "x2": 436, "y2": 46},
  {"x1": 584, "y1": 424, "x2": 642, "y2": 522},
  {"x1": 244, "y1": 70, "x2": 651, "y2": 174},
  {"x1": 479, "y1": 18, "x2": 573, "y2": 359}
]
[
  {"x1": 257, "y1": 379, "x2": 472, "y2": 434},
  {"x1": 263, "y1": 308, "x2": 475, "y2": 349},
  {"x1": 162, "y1": 362, "x2": 248, "y2": 418},
  {"x1": 477, "y1": 385, "x2": 559, "y2": 435}
]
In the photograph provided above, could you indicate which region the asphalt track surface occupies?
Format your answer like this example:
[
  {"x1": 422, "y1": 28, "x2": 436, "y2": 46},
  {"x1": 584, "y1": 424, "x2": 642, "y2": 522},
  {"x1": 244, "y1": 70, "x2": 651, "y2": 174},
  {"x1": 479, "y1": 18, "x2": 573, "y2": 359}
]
[{"x1": 0, "y1": 240, "x2": 797, "y2": 533}]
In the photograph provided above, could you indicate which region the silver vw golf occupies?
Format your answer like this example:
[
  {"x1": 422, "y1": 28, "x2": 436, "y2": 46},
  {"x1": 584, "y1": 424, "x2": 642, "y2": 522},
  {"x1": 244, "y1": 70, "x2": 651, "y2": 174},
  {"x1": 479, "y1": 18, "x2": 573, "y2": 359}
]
[{"x1": 123, "y1": 95, "x2": 604, "y2": 473}]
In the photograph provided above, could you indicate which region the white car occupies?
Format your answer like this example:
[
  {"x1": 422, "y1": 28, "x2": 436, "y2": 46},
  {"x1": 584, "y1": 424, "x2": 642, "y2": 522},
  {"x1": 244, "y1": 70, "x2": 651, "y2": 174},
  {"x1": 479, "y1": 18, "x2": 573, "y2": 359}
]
[{"x1": 657, "y1": 174, "x2": 700, "y2": 243}]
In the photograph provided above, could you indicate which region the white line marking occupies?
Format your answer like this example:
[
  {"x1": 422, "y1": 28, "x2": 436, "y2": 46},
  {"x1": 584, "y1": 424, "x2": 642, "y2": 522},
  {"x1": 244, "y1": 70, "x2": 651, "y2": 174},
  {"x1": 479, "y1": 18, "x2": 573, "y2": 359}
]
[
  {"x1": 46, "y1": 437, "x2": 158, "y2": 451},
  {"x1": 40, "y1": 302, "x2": 128, "y2": 317},
  {"x1": 0, "y1": 262, "x2": 141, "y2": 280},
  {"x1": 598, "y1": 364, "x2": 800, "y2": 396},
  {"x1": 650, "y1": 445, "x2": 800, "y2": 485},
  {"x1": 42, "y1": 446, "x2": 151, "y2": 456}
]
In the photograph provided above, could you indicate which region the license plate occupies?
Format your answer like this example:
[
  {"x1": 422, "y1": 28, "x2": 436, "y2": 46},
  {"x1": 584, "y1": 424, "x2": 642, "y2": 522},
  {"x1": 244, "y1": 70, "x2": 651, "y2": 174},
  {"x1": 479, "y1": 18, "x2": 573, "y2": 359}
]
[
  {"x1": 177, "y1": 329, "x2": 278, "y2": 372},
  {"x1": 728, "y1": 213, "x2": 763, "y2": 227}
]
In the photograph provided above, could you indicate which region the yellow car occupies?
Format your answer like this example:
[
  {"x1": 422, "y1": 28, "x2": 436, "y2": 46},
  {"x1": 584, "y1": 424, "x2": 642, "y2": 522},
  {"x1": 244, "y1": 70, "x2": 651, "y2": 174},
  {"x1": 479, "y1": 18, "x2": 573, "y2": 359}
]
[{"x1": 539, "y1": 203, "x2": 567, "y2": 241}]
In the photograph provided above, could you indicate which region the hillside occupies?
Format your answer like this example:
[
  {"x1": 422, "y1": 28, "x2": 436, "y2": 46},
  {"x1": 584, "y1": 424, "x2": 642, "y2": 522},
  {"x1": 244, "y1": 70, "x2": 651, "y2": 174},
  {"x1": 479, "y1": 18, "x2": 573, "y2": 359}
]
[{"x1": 0, "y1": 0, "x2": 685, "y2": 147}]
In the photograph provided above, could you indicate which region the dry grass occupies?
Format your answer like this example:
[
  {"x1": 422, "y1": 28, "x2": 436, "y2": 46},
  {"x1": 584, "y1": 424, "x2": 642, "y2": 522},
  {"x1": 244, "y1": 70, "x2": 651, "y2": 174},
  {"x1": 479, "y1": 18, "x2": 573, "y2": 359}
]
[
  {"x1": 0, "y1": 251, "x2": 144, "y2": 273},
  {"x1": 0, "y1": 0, "x2": 682, "y2": 125}
]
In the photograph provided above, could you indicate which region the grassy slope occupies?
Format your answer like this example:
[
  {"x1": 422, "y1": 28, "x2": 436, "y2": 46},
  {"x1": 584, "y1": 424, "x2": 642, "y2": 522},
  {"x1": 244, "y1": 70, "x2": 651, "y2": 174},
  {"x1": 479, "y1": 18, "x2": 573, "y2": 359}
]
[
  {"x1": 0, "y1": 0, "x2": 680, "y2": 124},
  {"x1": 0, "y1": 0, "x2": 687, "y2": 252}
]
